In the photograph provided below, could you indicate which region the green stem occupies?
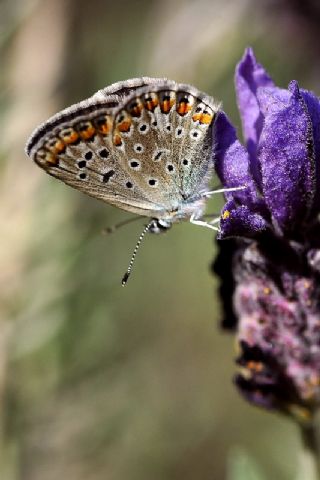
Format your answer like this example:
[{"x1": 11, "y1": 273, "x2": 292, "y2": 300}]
[{"x1": 297, "y1": 420, "x2": 320, "y2": 480}]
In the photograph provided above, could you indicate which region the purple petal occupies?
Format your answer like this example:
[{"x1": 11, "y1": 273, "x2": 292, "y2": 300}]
[
  {"x1": 214, "y1": 112, "x2": 260, "y2": 206},
  {"x1": 218, "y1": 200, "x2": 270, "y2": 239},
  {"x1": 235, "y1": 47, "x2": 274, "y2": 185},
  {"x1": 300, "y1": 89, "x2": 320, "y2": 213},
  {"x1": 257, "y1": 81, "x2": 315, "y2": 234}
]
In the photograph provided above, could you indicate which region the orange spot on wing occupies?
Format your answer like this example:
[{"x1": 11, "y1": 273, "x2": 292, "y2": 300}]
[
  {"x1": 113, "y1": 134, "x2": 122, "y2": 146},
  {"x1": 47, "y1": 138, "x2": 66, "y2": 155},
  {"x1": 78, "y1": 122, "x2": 96, "y2": 140},
  {"x1": 128, "y1": 99, "x2": 144, "y2": 117},
  {"x1": 193, "y1": 112, "x2": 214, "y2": 124},
  {"x1": 177, "y1": 102, "x2": 191, "y2": 115},
  {"x1": 60, "y1": 129, "x2": 79, "y2": 145},
  {"x1": 118, "y1": 119, "x2": 132, "y2": 132},
  {"x1": 36, "y1": 149, "x2": 58, "y2": 166},
  {"x1": 199, "y1": 113, "x2": 213, "y2": 124},
  {"x1": 160, "y1": 98, "x2": 175, "y2": 113},
  {"x1": 95, "y1": 115, "x2": 112, "y2": 135},
  {"x1": 144, "y1": 95, "x2": 159, "y2": 112},
  {"x1": 192, "y1": 113, "x2": 202, "y2": 122},
  {"x1": 54, "y1": 139, "x2": 66, "y2": 153}
]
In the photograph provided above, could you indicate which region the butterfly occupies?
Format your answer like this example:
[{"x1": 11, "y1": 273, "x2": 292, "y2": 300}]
[{"x1": 26, "y1": 77, "x2": 238, "y2": 284}]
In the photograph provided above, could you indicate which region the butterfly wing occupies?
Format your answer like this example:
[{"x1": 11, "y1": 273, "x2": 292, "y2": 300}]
[
  {"x1": 26, "y1": 79, "x2": 172, "y2": 217},
  {"x1": 26, "y1": 78, "x2": 219, "y2": 218},
  {"x1": 95, "y1": 77, "x2": 168, "y2": 100},
  {"x1": 110, "y1": 81, "x2": 219, "y2": 211}
]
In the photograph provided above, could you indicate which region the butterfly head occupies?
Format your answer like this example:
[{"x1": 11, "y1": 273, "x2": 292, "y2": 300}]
[
  {"x1": 150, "y1": 192, "x2": 207, "y2": 233},
  {"x1": 149, "y1": 218, "x2": 172, "y2": 234}
]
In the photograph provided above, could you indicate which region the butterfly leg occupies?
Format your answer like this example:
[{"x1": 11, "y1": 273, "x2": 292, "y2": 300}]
[{"x1": 190, "y1": 213, "x2": 220, "y2": 231}]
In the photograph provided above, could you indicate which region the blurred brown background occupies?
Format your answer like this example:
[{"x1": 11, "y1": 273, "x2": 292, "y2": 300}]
[{"x1": 1, "y1": 0, "x2": 320, "y2": 479}]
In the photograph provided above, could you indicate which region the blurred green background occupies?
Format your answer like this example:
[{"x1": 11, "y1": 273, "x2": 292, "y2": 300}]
[{"x1": 1, "y1": 0, "x2": 320, "y2": 478}]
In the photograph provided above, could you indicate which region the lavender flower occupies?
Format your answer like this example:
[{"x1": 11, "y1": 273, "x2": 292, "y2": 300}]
[{"x1": 214, "y1": 47, "x2": 320, "y2": 420}]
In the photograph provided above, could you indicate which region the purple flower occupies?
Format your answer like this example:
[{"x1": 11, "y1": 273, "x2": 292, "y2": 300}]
[
  {"x1": 215, "y1": 47, "x2": 319, "y2": 240},
  {"x1": 214, "y1": 48, "x2": 320, "y2": 419}
]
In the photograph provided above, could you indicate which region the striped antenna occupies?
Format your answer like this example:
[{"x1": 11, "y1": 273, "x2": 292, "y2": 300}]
[{"x1": 121, "y1": 221, "x2": 153, "y2": 286}]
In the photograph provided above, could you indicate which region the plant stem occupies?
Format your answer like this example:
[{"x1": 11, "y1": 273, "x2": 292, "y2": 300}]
[{"x1": 297, "y1": 420, "x2": 320, "y2": 480}]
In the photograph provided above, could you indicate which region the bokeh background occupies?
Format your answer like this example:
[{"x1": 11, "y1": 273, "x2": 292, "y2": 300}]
[{"x1": 1, "y1": 1, "x2": 320, "y2": 479}]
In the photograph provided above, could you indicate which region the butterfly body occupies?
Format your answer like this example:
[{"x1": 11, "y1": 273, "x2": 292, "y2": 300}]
[{"x1": 26, "y1": 78, "x2": 220, "y2": 231}]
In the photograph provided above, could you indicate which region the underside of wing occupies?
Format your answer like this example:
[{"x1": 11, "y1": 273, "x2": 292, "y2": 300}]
[
  {"x1": 110, "y1": 81, "x2": 220, "y2": 208},
  {"x1": 26, "y1": 93, "x2": 162, "y2": 216},
  {"x1": 26, "y1": 78, "x2": 220, "y2": 219},
  {"x1": 95, "y1": 77, "x2": 169, "y2": 100}
]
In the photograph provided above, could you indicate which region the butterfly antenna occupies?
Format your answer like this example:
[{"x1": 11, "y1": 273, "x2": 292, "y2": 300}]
[
  {"x1": 121, "y1": 221, "x2": 153, "y2": 286},
  {"x1": 102, "y1": 216, "x2": 143, "y2": 235}
]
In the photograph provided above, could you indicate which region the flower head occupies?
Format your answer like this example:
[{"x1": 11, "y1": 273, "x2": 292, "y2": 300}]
[
  {"x1": 215, "y1": 47, "x2": 320, "y2": 241},
  {"x1": 214, "y1": 48, "x2": 320, "y2": 419}
]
